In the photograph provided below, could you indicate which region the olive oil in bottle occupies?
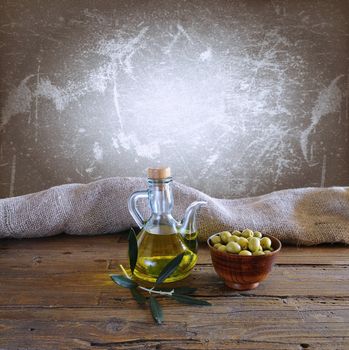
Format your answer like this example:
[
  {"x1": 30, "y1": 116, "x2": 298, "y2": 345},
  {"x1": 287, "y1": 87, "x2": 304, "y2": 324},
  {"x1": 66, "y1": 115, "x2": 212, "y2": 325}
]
[{"x1": 134, "y1": 230, "x2": 197, "y2": 283}]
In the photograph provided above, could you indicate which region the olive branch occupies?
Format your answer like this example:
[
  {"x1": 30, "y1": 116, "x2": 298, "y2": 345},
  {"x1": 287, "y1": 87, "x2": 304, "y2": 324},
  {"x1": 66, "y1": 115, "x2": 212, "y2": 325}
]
[{"x1": 110, "y1": 228, "x2": 211, "y2": 324}]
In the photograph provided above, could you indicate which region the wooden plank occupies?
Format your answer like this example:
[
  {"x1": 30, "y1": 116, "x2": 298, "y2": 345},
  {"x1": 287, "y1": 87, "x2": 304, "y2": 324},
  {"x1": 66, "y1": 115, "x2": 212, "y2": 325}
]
[
  {"x1": 198, "y1": 245, "x2": 349, "y2": 265},
  {"x1": 1, "y1": 247, "x2": 348, "y2": 277},
  {"x1": 0, "y1": 264, "x2": 348, "y2": 308},
  {"x1": 0, "y1": 298, "x2": 348, "y2": 350},
  {"x1": 1, "y1": 235, "x2": 348, "y2": 275},
  {"x1": 0, "y1": 233, "x2": 123, "y2": 251}
]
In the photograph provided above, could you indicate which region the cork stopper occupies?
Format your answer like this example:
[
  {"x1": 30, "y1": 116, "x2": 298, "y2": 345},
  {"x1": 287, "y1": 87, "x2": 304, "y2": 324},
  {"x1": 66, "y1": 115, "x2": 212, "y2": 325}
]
[{"x1": 147, "y1": 167, "x2": 171, "y2": 179}]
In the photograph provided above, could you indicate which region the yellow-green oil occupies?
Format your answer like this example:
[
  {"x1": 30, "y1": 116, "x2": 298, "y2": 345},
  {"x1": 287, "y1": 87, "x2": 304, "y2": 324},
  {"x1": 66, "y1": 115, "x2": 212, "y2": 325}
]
[{"x1": 134, "y1": 230, "x2": 198, "y2": 283}]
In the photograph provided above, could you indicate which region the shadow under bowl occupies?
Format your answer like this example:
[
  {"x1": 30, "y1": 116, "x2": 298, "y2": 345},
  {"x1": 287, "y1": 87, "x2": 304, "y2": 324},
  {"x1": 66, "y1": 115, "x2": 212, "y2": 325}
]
[{"x1": 207, "y1": 233, "x2": 282, "y2": 291}]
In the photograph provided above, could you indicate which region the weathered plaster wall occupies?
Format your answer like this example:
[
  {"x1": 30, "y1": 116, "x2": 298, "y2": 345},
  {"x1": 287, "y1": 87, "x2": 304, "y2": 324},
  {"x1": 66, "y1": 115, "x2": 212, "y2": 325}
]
[{"x1": 0, "y1": 0, "x2": 348, "y2": 199}]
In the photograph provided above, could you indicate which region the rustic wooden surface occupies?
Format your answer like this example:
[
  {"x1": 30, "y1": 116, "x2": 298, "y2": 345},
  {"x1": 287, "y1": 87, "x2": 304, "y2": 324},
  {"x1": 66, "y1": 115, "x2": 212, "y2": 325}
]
[{"x1": 0, "y1": 234, "x2": 348, "y2": 350}]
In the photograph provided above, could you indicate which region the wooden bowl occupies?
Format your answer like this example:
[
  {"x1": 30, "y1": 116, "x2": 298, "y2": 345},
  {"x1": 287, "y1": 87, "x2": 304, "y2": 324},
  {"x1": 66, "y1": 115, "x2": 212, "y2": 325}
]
[{"x1": 207, "y1": 233, "x2": 281, "y2": 290}]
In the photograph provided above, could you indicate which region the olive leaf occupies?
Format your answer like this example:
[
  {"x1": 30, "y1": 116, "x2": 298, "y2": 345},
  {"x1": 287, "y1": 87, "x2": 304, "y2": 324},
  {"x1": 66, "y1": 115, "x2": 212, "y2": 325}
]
[
  {"x1": 170, "y1": 294, "x2": 212, "y2": 306},
  {"x1": 155, "y1": 252, "x2": 185, "y2": 285},
  {"x1": 131, "y1": 288, "x2": 146, "y2": 305},
  {"x1": 149, "y1": 296, "x2": 163, "y2": 324},
  {"x1": 110, "y1": 275, "x2": 138, "y2": 289},
  {"x1": 128, "y1": 228, "x2": 138, "y2": 274}
]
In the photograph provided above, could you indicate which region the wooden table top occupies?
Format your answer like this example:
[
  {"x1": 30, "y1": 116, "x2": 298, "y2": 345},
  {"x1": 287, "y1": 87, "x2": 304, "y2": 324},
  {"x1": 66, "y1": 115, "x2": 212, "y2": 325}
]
[{"x1": 0, "y1": 234, "x2": 348, "y2": 350}]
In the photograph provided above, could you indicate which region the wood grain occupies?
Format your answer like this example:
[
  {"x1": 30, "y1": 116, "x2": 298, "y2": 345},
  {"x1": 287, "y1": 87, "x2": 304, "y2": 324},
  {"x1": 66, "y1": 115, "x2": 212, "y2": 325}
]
[{"x1": 0, "y1": 234, "x2": 348, "y2": 350}]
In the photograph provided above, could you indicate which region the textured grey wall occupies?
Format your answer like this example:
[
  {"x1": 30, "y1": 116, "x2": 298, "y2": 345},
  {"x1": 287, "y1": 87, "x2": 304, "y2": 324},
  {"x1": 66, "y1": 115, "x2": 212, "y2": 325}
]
[{"x1": 0, "y1": 0, "x2": 348, "y2": 199}]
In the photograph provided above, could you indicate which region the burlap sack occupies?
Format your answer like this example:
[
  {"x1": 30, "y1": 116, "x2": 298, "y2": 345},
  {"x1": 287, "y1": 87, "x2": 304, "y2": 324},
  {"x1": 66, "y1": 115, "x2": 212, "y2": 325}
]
[{"x1": 0, "y1": 177, "x2": 348, "y2": 245}]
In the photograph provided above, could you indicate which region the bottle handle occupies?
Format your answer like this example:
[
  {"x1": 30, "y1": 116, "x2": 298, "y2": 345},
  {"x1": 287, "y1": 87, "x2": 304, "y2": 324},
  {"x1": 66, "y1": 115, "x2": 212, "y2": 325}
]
[{"x1": 128, "y1": 190, "x2": 148, "y2": 228}]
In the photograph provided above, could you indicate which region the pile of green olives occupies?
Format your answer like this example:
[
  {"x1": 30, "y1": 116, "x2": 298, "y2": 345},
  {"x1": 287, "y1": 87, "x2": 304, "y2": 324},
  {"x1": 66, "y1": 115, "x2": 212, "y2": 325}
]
[{"x1": 210, "y1": 229, "x2": 274, "y2": 256}]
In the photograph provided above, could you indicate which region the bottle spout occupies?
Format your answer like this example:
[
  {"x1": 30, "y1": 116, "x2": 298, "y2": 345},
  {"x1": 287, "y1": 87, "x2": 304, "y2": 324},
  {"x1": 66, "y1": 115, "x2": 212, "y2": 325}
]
[{"x1": 180, "y1": 201, "x2": 207, "y2": 233}]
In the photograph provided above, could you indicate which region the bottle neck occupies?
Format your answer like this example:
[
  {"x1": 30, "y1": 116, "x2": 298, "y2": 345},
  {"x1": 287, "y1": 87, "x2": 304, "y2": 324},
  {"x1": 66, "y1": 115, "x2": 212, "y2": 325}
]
[
  {"x1": 145, "y1": 177, "x2": 178, "y2": 234},
  {"x1": 148, "y1": 178, "x2": 174, "y2": 215}
]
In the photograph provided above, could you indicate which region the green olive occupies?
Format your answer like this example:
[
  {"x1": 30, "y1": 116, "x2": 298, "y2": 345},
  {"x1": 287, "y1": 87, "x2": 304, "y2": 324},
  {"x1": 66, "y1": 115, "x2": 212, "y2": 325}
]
[
  {"x1": 254, "y1": 231, "x2": 263, "y2": 238},
  {"x1": 226, "y1": 242, "x2": 241, "y2": 254},
  {"x1": 242, "y1": 229, "x2": 254, "y2": 238},
  {"x1": 264, "y1": 250, "x2": 272, "y2": 254},
  {"x1": 260, "y1": 237, "x2": 272, "y2": 249},
  {"x1": 239, "y1": 250, "x2": 252, "y2": 256},
  {"x1": 219, "y1": 231, "x2": 232, "y2": 243},
  {"x1": 214, "y1": 243, "x2": 223, "y2": 249},
  {"x1": 232, "y1": 230, "x2": 242, "y2": 236},
  {"x1": 248, "y1": 237, "x2": 261, "y2": 252},
  {"x1": 253, "y1": 250, "x2": 265, "y2": 256},
  {"x1": 237, "y1": 237, "x2": 249, "y2": 249},
  {"x1": 211, "y1": 235, "x2": 221, "y2": 245},
  {"x1": 228, "y1": 235, "x2": 240, "y2": 243},
  {"x1": 217, "y1": 245, "x2": 227, "y2": 252}
]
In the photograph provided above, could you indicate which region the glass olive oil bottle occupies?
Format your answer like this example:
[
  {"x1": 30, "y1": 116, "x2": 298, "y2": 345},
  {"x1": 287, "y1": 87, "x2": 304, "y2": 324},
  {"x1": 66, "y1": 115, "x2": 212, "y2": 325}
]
[{"x1": 128, "y1": 167, "x2": 205, "y2": 284}]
